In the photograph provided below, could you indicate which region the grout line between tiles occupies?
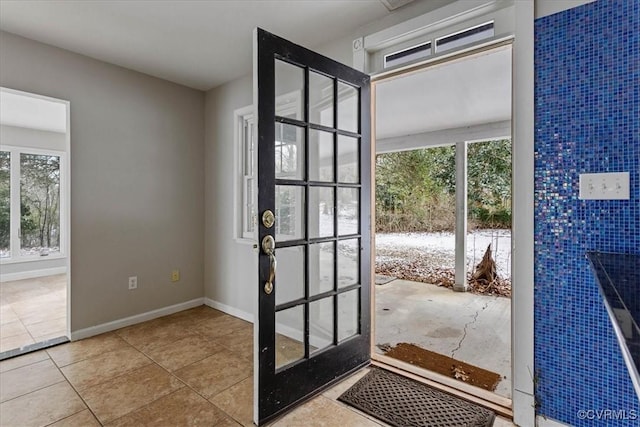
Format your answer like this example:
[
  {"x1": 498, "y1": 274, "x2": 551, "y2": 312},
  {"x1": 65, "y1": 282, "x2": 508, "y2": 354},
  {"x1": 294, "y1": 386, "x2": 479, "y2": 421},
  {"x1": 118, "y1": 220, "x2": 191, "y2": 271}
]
[
  {"x1": 112, "y1": 346, "x2": 249, "y2": 426},
  {"x1": 3, "y1": 380, "x2": 90, "y2": 426},
  {"x1": 0, "y1": 311, "x2": 35, "y2": 350},
  {"x1": 209, "y1": 400, "x2": 246, "y2": 427},
  {"x1": 42, "y1": 407, "x2": 93, "y2": 427},
  {"x1": 0, "y1": 377, "x2": 67, "y2": 405},
  {"x1": 134, "y1": 331, "x2": 224, "y2": 369},
  {"x1": 5, "y1": 308, "x2": 251, "y2": 426},
  {"x1": 58, "y1": 359, "x2": 181, "y2": 425},
  {"x1": 85, "y1": 321, "x2": 244, "y2": 423},
  {"x1": 46, "y1": 333, "x2": 127, "y2": 368},
  {"x1": 48, "y1": 350, "x2": 103, "y2": 425},
  {"x1": 1, "y1": 277, "x2": 67, "y2": 354},
  {"x1": 55, "y1": 348, "x2": 156, "y2": 418},
  {"x1": 0, "y1": 351, "x2": 51, "y2": 373},
  {"x1": 141, "y1": 324, "x2": 251, "y2": 425},
  {"x1": 104, "y1": 384, "x2": 189, "y2": 427}
]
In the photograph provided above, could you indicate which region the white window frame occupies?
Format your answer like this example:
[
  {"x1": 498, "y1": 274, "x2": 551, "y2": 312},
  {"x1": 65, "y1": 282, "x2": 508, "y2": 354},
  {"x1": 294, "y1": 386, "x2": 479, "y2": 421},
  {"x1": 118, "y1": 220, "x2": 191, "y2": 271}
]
[
  {"x1": 234, "y1": 105, "x2": 256, "y2": 242},
  {"x1": 234, "y1": 91, "x2": 302, "y2": 243},
  {"x1": 0, "y1": 145, "x2": 67, "y2": 263}
]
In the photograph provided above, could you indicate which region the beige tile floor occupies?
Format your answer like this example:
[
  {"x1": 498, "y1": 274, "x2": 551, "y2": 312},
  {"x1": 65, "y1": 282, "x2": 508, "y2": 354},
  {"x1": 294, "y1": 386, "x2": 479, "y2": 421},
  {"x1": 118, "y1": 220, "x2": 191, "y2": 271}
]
[
  {"x1": 0, "y1": 306, "x2": 515, "y2": 426},
  {"x1": 0, "y1": 274, "x2": 67, "y2": 353}
]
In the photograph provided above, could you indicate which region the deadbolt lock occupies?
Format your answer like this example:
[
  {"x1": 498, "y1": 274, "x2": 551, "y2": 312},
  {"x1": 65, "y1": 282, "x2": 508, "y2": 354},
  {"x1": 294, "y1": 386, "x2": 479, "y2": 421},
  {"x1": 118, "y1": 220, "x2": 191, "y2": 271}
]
[{"x1": 262, "y1": 210, "x2": 275, "y2": 229}]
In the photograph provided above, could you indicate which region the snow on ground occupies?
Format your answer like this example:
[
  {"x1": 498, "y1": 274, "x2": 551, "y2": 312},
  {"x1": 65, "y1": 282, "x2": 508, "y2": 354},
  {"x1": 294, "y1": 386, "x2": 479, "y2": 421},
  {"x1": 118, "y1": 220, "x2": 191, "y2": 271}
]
[{"x1": 376, "y1": 229, "x2": 511, "y2": 278}]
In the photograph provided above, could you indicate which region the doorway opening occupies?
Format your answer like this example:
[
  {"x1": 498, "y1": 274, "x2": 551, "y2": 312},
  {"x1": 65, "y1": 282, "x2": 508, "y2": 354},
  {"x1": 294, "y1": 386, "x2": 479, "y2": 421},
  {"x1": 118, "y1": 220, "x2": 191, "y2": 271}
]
[
  {"x1": 371, "y1": 44, "x2": 513, "y2": 406},
  {"x1": 0, "y1": 88, "x2": 71, "y2": 359}
]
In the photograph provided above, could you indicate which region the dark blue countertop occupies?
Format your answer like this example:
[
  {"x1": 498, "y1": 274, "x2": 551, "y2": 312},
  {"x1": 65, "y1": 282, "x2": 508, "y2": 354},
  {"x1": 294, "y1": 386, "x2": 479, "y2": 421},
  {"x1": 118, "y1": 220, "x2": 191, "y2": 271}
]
[{"x1": 587, "y1": 252, "x2": 640, "y2": 394}]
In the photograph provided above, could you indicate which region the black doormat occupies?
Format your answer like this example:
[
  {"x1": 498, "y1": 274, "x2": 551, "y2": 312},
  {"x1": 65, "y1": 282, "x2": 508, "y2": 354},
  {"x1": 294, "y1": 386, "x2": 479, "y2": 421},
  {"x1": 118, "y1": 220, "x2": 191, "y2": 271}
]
[{"x1": 338, "y1": 368, "x2": 496, "y2": 427}]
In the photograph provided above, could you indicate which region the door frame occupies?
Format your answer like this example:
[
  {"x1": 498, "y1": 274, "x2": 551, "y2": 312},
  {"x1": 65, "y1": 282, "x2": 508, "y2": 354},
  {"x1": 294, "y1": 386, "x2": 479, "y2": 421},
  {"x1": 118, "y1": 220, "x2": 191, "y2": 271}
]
[
  {"x1": 368, "y1": 39, "x2": 514, "y2": 417},
  {"x1": 358, "y1": 1, "x2": 535, "y2": 424},
  {"x1": 0, "y1": 87, "x2": 71, "y2": 345}
]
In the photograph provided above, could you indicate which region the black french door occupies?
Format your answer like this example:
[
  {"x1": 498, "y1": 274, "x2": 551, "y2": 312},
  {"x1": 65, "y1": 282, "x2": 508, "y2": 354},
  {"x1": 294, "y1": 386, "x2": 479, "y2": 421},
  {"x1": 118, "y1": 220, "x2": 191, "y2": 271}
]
[{"x1": 253, "y1": 28, "x2": 371, "y2": 424}]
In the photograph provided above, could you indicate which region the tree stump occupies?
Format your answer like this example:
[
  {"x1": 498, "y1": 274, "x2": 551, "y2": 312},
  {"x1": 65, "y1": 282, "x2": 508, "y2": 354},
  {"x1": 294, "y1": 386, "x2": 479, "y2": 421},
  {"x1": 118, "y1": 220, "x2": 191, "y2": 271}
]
[{"x1": 472, "y1": 244, "x2": 497, "y2": 284}]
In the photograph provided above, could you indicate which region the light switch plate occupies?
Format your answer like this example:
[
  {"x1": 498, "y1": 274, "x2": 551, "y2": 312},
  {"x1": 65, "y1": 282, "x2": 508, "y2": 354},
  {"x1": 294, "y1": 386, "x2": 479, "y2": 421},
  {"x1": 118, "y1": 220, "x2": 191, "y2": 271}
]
[{"x1": 579, "y1": 172, "x2": 630, "y2": 200}]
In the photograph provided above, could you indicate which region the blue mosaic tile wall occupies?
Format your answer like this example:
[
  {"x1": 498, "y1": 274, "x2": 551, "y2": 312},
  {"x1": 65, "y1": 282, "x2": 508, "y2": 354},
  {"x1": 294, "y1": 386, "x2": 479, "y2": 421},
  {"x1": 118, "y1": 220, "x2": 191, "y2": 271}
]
[{"x1": 534, "y1": 0, "x2": 640, "y2": 425}]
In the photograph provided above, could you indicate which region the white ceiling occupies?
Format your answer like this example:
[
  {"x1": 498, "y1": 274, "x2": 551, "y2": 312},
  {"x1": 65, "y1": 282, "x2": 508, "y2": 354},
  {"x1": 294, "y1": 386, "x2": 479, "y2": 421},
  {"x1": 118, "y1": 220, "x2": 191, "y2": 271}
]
[
  {"x1": 376, "y1": 46, "x2": 512, "y2": 140},
  {"x1": 0, "y1": 0, "x2": 397, "y2": 91}
]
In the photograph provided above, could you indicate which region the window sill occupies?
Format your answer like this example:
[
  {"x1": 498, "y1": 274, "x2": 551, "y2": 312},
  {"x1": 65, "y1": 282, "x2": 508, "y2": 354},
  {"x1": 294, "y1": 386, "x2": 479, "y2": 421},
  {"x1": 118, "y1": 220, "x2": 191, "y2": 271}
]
[
  {"x1": 1, "y1": 253, "x2": 66, "y2": 265},
  {"x1": 235, "y1": 237, "x2": 255, "y2": 244}
]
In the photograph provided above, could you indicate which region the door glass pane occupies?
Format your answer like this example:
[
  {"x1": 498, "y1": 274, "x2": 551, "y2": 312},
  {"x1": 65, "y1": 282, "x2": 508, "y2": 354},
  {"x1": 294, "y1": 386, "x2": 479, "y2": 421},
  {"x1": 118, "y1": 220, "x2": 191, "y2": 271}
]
[
  {"x1": 338, "y1": 188, "x2": 358, "y2": 236},
  {"x1": 20, "y1": 153, "x2": 61, "y2": 257},
  {"x1": 309, "y1": 71, "x2": 334, "y2": 127},
  {"x1": 275, "y1": 123, "x2": 304, "y2": 180},
  {"x1": 275, "y1": 305, "x2": 305, "y2": 369},
  {"x1": 338, "y1": 82, "x2": 358, "y2": 133},
  {"x1": 275, "y1": 60, "x2": 303, "y2": 120},
  {"x1": 309, "y1": 186, "x2": 333, "y2": 239},
  {"x1": 309, "y1": 242, "x2": 334, "y2": 297},
  {"x1": 275, "y1": 246, "x2": 305, "y2": 306},
  {"x1": 309, "y1": 297, "x2": 333, "y2": 354},
  {"x1": 338, "y1": 239, "x2": 359, "y2": 289},
  {"x1": 309, "y1": 129, "x2": 333, "y2": 182},
  {"x1": 338, "y1": 135, "x2": 359, "y2": 183},
  {"x1": 0, "y1": 151, "x2": 10, "y2": 259},
  {"x1": 276, "y1": 185, "x2": 304, "y2": 242},
  {"x1": 338, "y1": 289, "x2": 359, "y2": 341}
]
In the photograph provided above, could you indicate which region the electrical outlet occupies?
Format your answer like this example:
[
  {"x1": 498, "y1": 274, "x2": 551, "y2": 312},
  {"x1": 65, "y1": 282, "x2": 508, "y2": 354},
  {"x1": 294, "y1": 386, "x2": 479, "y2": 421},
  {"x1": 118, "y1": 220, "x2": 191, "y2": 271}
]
[
  {"x1": 171, "y1": 269, "x2": 180, "y2": 282},
  {"x1": 128, "y1": 276, "x2": 138, "y2": 290}
]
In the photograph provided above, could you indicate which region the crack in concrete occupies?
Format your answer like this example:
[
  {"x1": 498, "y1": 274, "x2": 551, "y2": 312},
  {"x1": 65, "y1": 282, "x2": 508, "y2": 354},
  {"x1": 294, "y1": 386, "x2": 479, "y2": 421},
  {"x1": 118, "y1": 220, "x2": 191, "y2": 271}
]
[{"x1": 451, "y1": 300, "x2": 490, "y2": 359}]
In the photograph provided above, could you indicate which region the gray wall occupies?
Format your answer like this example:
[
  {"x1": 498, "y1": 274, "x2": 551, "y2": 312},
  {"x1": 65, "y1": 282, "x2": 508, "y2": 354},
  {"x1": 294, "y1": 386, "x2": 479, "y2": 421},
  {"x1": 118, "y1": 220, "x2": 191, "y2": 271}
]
[
  {"x1": 0, "y1": 31, "x2": 205, "y2": 331},
  {"x1": 204, "y1": 75, "x2": 255, "y2": 317}
]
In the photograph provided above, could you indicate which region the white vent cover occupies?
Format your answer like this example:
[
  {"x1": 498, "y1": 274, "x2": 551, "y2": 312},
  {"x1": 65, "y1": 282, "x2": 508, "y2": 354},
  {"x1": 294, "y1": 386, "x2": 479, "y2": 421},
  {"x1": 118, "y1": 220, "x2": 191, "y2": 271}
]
[{"x1": 379, "y1": 0, "x2": 415, "y2": 11}]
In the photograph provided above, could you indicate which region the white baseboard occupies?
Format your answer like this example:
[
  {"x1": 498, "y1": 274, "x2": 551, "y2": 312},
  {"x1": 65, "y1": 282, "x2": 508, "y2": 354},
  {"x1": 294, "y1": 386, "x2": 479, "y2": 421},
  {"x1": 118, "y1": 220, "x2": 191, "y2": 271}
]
[
  {"x1": 1, "y1": 266, "x2": 67, "y2": 282},
  {"x1": 204, "y1": 297, "x2": 254, "y2": 323},
  {"x1": 70, "y1": 298, "x2": 204, "y2": 341},
  {"x1": 536, "y1": 416, "x2": 570, "y2": 427}
]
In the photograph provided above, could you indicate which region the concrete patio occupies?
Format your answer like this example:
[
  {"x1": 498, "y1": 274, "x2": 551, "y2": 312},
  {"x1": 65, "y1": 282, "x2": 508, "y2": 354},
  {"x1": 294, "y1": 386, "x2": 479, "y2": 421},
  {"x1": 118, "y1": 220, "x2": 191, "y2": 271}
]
[{"x1": 375, "y1": 278, "x2": 511, "y2": 398}]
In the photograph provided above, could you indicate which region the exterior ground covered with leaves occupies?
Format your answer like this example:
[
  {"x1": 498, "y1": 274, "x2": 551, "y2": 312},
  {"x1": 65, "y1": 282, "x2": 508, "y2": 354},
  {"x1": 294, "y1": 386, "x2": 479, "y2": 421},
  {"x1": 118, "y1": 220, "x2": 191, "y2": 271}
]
[{"x1": 375, "y1": 231, "x2": 512, "y2": 298}]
